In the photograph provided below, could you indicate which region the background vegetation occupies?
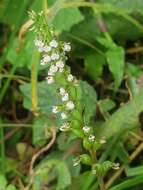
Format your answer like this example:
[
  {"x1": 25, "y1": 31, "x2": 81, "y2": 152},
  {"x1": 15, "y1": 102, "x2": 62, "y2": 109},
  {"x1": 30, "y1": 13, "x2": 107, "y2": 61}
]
[{"x1": 1, "y1": 0, "x2": 143, "y2": 189}]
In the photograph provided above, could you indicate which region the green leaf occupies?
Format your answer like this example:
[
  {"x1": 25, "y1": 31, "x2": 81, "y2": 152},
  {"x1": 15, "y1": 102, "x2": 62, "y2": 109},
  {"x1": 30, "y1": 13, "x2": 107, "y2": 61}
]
[
  {"x1": 106, "y1": 46, "x2": 125, "y2": 88},
  {"x1": 0, "y1": 175, "x2": 7, "y2": 189},
  {"x1": 126, "y1": 166, "x2": 143, "y2": 177},
  {"x1": 98, "y1": 0, "x2": 143, "y2": 15},
  {"x1": 84, "y1": 52, "x2": 106, "y2": 80},
  {"x1": 6, "y1": 185, "x2": 17, "y2": 190},
  {"x1": 32, "y1": 116, "x2": 53, "y2": 146},
  {"x1": 112, "y1": 143, "x2": 129, "y2": 164},
  {"x1": 109, "y1": 174, "x2": 143, "y2": 190},
  {"x1": 52, "y1": 8, "x2": 84, "y2": 31},
  {"x1": 80, "y1": 81, "x2": 97, "y2": 123},
  {"x1": 98, "y1": 98, "x2": 116, "y2": 119},
  {"x1": 97, "y1": 88, "x2": 143, "y2": 139},
  {"x1": 56, "y1": 161, "x2": 71, "y2": 190}
]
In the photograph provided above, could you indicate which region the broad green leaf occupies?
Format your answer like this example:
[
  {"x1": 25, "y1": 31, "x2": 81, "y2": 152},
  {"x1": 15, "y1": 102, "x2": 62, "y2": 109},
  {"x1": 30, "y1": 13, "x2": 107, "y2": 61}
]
[
  {"x1": 106, "y1": 46, "x2": 125, "y2": 88},
  {"x1": 97, "y1": 88, "x2": 143, "y2": 139},
  {"x1": 99, "y1": 0, "x2": 143, "y2": 15},
  {"x1": 0, "y1": 175, "x2": 7, "y2": 189},
  {"x1": 33, "y1": 159, "x2": 71, "y2": 190},
  {"x1": 52, "y1": 8, "x2": 84, "y2": 31},
  {"x1": 32, "y1": 116, "x2": 53, "y2": 146},
  {"x1": 109, "y1": 174, "x2": 143, "y2": 190},
  {"x1": 112, "y1": 143, "x2": 129, "y2": 164},
  {"x1": 84, "y1": 52, "x2": 106, "y2": 80},
  {"x1": 80, "y1": 81, "x2": 97, "y2": 123},
  {"x1": 98, "y1": 98, "x2": 116, "y2": 119},
  {"x1": 56, "y1": 161, "x2": 71, "y2": 190},
  {"x1": 6, "y1": 185, "x2": 17, "y2": 190},
  {"x1": 126, "y1": 166, "x2": 143, "y2": 177},
  {"x1": 6, "y1": 32, "x2": 35, "y2": 69}
]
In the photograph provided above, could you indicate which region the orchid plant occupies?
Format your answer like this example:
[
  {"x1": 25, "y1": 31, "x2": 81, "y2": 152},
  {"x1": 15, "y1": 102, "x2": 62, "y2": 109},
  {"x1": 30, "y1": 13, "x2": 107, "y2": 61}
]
[{"x1": 29, "y1": 11, "x2": 119, "y2": 190}]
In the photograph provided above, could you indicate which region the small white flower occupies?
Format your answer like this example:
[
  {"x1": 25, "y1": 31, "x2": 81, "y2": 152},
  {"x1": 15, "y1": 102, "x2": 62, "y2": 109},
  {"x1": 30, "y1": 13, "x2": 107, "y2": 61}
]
[
  {"x1": 59, "y1": 68, "x2": 64, "y2": 73},
  {"x1": 59, "y1": 123, "x2": 70, "y2": 131},
  {"x1": 38, "y1": 46, "x2": 45, "y2": 52},
  {"x1": 83, "y1": 126, "x2": 90, "y2": 133},
  {"x1": 51, "y1": 53, "x2": 60, "y2": 61},
  {"x1": 46, "y1": 76, "x2": 54, "y2": 84},
  {"x1": 43, "y1": 45, "x2": 52, "y2": 52},
  {"x1": 40, "y1": 59, "x2": 46, "y2": 66},
  {"x1": 66, "y1": 101, "x2": 75, "y2": 110},
  {"x1": 63, "y1": 43, "x2": 71, "y2": 52},
  {"x1": 112, "y1": 163, "x2": 120, "y2": 170},
  {"x1": 49, "y1": 65, "x2": 58, "y2": 74},
  {"x1": 34, "y1": 39, "x2": 44, "y2": 47},
  {"x1": 67, "y1": 74, "x2": 74, "y2": 82},
  {"x1": 59, "y1": 87, "x2": 66, "y2": 96},
  {"x1": 56, "y1": 60, "x2": 64, "y2": 68},
  {"x1": 62, "y1": 93, "x2": 69, "y2": 102},
  {"x1": 49, "y1": 39, "x2": 58, "y2": 48},
  {"x1": 43, "y1": 55, "x2": 51, "y2": 63},
  {"x1": 88, "y1": 135, "x2": 95, "y2": 142},
  {"x1": 73, "y1": 157, "x2": 80, "y2": 166},
  {"x1": 61, "y1": 112, "x2": 67, "y2": 119},
  {"x1": 52, "y1": 106, "x2": 59, "y2": 113},
  {"x1": 100, "y1": 138, "x2": 106, "y2": 144}
]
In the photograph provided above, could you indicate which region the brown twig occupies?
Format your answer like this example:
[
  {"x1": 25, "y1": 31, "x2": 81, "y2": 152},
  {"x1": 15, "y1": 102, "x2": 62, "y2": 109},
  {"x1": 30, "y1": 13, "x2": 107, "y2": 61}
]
[{"x1": 24, "y1": 127, "x2": 56, "y2": 190}]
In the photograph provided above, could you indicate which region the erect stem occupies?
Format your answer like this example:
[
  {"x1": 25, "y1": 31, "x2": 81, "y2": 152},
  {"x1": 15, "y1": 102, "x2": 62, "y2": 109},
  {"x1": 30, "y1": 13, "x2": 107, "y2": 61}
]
[
  {"x1": 90, "y1": 149, "x2": 106, "y2": 190},
  {"x1": 31, "y1": 49, "x2": 39, "y2": 115}
]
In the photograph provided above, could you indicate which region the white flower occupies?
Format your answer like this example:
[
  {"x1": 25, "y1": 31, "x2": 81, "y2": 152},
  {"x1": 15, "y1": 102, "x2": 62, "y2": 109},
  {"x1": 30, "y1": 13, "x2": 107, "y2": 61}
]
[
  {"x1": 59, "y1": 68, "x2": 64, "y2": 73},
  {"x1": 43, "y1": 55, "x2": 51, "y2": 63},
  {"x1": 63, "y1": 43, "x2": 71, "y2": 52},
  {"x1": 62, "y1": 93, "x2": 69, "y2": 102},
  {"x1": 88, "y1": 135, "x2": 95, "y2": 142},
  {"x1": 51, "y1": 53, "x2": 60, "y2": 61},
  {"x1": 40, "y1": 59, "x2": 46, "y2": 66},
  {"x1": 61, "y1": 113, "x2": 67, "y2": 119},
  {"x1": 46, "y1": 76, "x2": 54, "y2": 84},
  {"x1": 49, "y1": 65, "x2": 58, "y2": 74},
  {"x1": 67, "y1": 74, "x2": 74, "y2": 82},
  {"x1": 112, "y1": 163, "x2": 120, "y2": 170},
  {"x1": 73, "y1": 157, "x2": 80, "y2": 166},
  {"x1": 34, "y1": 39, "x2": 44, "y2": 47},
  {"x1": 59, "y1": 123, "x2": 70, "y2": 131},
  {"x1": 100, "y1": 138, "x2": 106, "y2": 144},
  {"x1": 52, "y1": 106, "x2": 59, "y2": 113},
  {"x1": 66, "y1": 101, "x2": 75, "y2": 110},
  {"x1": 43, "y1": 45, "x2": 51, "y2": 52},
  {"x1": 56, "y1": 60, "x2": 64, "y2": 68},
  {"x1": 83, "y1": 126, "x2": 90, "y2": 133},
  {"x1": 38, "y1": 46, "x2": 45, "y2": 52},
  {"x1": 59, "y1": 87, "x2": 66, "y2": 96},
  {"x1": 49, "y1": 39, "x2": 58, "y2": 48}
]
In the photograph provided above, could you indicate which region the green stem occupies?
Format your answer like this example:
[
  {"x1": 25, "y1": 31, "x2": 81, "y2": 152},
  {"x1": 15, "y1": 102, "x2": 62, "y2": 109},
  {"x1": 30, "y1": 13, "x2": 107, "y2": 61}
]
[
  {"x1": 31, "y1": 49, "x2": 40, "y2": 115},
  {"x1": 43, "y1": 0, "x2": 48, "y2": 16},
  {"x1": 0, "y1": 120, "x2": 5, "y2": 173},
  {"x1": 98, "y1": 176, "x2": 106, "y2": 190}
]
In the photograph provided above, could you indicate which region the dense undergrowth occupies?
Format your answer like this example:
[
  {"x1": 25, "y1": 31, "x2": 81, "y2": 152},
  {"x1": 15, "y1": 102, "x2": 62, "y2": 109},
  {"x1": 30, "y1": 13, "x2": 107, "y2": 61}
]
[{"x1": 1, "y1": 0, "x2": 143, "y2": 190}]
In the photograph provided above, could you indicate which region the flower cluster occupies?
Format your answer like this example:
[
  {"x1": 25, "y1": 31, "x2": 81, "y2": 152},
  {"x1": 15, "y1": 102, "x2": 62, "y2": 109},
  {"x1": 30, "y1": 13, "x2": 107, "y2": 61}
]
[{"x1": 34, "y1": 35, "x2": 78, "y2": 131}]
